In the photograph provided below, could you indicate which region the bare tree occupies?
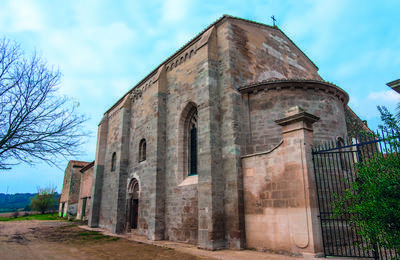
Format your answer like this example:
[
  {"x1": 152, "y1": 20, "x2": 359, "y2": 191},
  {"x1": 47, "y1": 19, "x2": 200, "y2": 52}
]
[{"x1": 0, "y1": 37, "x2": 88, "y2": 170}]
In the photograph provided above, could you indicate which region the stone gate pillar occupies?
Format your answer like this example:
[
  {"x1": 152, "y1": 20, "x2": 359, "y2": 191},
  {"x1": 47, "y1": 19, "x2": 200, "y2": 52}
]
[{"x1": 274, "y1": 106, "x2": 323, "y2": 256}]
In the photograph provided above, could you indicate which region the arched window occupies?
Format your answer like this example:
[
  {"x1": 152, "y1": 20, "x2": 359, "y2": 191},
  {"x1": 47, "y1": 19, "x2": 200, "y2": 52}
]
[
  {"x1": 111, "y1": 152, "x2": 116, "y2": 171},
  {"x1": 178, "y1": 102, "x2": 198, "y2": 180},
  {"x1": 139, "y1": 139, "x2": 146, "y2": 162},
  {"x1": 188, "y1": 110, "x2": 198, "y2": 176}
]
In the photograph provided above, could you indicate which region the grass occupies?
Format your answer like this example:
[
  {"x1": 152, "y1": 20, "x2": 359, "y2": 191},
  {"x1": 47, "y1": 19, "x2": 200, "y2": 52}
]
[
  {"x1": 0, "y1": 213, "x2": 62, "y2": 221},
  {"x1": 57, "y1": 224, "x2": 77, "y2": 229},
  {"x1": 78, "y1": 231, "x2": 99, "y2": 236},
  {"x1": 77, "y1": 232, "x2": 107, "y2": 241},
  {"x1": 76, "y1": 230, "x2": 120, "y2": 242}
]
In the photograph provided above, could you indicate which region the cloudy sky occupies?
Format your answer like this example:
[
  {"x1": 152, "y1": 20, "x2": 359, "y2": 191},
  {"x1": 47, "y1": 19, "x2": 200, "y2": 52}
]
[{"x1": 1, "y1": 0, "x2": 399, "y2": 194}]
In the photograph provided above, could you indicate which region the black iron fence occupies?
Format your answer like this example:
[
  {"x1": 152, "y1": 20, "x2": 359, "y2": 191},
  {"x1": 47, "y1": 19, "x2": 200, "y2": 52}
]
[{"x1": 312, "y1": 130, "x2": 399, "y2": 259}]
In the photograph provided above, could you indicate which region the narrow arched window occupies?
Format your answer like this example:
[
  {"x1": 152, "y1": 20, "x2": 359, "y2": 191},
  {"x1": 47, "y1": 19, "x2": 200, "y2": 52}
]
[
  {"x1": 139, "y1": 139, "x2": 146, "y2": 162},
  {"x1": 111, "y1": 152, "x2": 116, "y2": 171},
  {"x1": 188, "y1": 110, "x2": 198, "y2": 175}
]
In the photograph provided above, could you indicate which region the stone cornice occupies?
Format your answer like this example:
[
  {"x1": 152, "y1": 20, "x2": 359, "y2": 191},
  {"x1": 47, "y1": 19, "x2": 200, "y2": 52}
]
[{"x1": 238, "y1": 79, "x2": 349, "y2": 105}]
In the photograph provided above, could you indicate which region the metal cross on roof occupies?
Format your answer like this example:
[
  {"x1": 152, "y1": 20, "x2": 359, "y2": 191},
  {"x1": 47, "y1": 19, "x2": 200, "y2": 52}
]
[{"x1": 271, "y1": 15, "x2": 277, "y2": 26}]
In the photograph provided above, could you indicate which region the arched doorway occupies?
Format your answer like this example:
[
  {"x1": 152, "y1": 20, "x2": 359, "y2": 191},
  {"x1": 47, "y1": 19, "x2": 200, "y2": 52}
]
[{"x1": 126, "y1": 178, "x2": 139, "y2": 231}]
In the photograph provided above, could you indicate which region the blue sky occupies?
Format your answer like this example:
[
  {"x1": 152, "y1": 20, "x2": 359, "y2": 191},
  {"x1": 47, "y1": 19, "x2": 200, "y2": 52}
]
[{"x1": 1, "y1": 0, "x2": 399, "y2": 194}]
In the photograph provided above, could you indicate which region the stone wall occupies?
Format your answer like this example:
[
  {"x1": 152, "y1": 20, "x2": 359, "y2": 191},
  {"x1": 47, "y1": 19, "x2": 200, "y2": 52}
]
[
  {"x1": 99, "y1": 108, "x2": 121, "y2": 231},
  {"x1": 77, "y1": 161, "x2": 94, "y2": 220},
  {"x1": 163, "y1": 26, "x2": 218, "y2": 246},
  {"x1": 59, "y1": 162, "x2": 73, "y2": 217},
  {"x1": 217, "y1": 17, "x2": 246, "y2": 249},
  {"x1": 88, "y1": 115, "x2": 108, "y2": 228},
  {"x1": 239, "y1": 81, "x2": 348, "y2": 154},
  {"x1": 60, "y1": 164, "x2": 71, "y2": 204},
  {"x1": 97, "y1": 97, "x2": 132, "y2": 233},
  {"x1": 228, "y1": 18, "x2": 321, "y2": 87},
  {"x1": 242, "y1": 107, "x2": 323, "y2": 256}
]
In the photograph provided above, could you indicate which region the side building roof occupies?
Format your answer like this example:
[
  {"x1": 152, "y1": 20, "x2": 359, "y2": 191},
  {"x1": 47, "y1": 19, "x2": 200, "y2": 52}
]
[
  {"x1": 80, "y1": 161, "x2": 95, "y2": 173},
  {"x1": 387, "y1": 79, "x2": 400, "y2": 94}
]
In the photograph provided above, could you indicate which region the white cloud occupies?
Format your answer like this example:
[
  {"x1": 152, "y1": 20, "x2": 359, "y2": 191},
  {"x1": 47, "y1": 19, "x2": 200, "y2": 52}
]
[
  {"x1": 71, "y1": 0, "x2": 104, "y2": 27},
  {"x1": 41, "y1": 21, "x2": 136, "y2": 100},
  {"x1": 161, "y1": 0, "x2": 190, "y2": 24},
  {"x1": 367, "y1": 90, "x2": 400, "y2": 103},
  {"x1": 349, "y1": 90, "x2": 400, "y2": 130},
  {"x1": 48, "y1": 22, "x2": 135, "y2": 68},
  {"x1": 0, "y1": 0, "x2": 45, "y2": 32},
  {"x1": 333, "y1": 53, "x2": 375, "y2": 79},
  {"x1": 282, "y1": 0, "x2": 348, "y2": 60}
]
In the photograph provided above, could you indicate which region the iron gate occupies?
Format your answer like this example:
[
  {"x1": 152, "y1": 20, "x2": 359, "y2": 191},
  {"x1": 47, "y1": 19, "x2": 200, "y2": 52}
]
[{"x1": 312, "y1": 132, "x2": 399, "y2": 259}]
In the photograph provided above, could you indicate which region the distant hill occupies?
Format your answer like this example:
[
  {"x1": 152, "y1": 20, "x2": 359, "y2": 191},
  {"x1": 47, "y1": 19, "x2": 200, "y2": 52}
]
[{"x1": 0, "y1": 193, "x2": 36, "y2": 213}]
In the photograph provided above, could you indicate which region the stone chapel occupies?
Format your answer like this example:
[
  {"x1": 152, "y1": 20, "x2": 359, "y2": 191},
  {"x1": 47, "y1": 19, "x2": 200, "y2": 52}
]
[{"x1": 70, "y1": 15, "x2": 368, "y2": 256}]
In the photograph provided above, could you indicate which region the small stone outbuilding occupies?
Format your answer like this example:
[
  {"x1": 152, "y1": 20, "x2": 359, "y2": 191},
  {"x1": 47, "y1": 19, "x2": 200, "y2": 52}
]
[
  {"x1": 76, "y1": 161, "x2": 94, "y2": 220},
  {"x1": 59, "y1": 160, "x2": 90, "y2": 217}
]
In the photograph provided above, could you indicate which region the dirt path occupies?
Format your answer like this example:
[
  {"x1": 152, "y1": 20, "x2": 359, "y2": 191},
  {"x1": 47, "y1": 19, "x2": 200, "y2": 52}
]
[
  {"x1": 0, "y1": 220, "x2": 212, "y2": 259},
  {"x1": 0, "y1": 220, "x2": 355, "y2": 260},
  {"x1": 0, "y1": 220, "x2": 74, "y2": 260}
]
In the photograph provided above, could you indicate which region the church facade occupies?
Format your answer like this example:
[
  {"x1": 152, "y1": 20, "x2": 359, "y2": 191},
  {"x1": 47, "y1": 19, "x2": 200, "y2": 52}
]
[{"x1": 86, "y1": 15, "x2": 364, "y2": 255}]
